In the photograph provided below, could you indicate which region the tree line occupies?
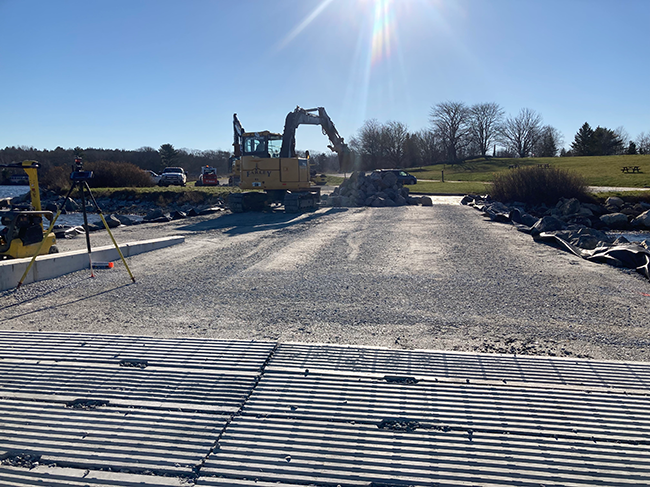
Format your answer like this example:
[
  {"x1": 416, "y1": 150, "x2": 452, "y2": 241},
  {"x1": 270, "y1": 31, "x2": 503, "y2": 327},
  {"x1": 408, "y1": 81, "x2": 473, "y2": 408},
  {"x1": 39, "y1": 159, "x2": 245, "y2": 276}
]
[
  {"x1": 347, "y1": 101, "x2": 650, "y2": 171},
  {"x1": 0, "y1": 144, "x2": 231, "y2": 178}
]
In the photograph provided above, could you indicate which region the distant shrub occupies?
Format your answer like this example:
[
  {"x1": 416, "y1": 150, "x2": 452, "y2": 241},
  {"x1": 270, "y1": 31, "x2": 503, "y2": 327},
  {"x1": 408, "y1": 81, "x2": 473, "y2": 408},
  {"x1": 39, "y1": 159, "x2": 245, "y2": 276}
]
[
  {"x1": 85, "y1": 161, "x2": 154, "y2": 188},
  {"x1": 491, "y1": 166, "x2": 588, "y2": 205},
  {"x1": 41, "y1": 166, "x2": 72, "y2": 193}
]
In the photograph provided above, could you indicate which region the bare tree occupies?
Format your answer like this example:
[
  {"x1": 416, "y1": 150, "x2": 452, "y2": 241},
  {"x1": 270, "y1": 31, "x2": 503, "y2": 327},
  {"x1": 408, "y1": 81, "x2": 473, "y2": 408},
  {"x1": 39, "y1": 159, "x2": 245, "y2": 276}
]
[
  {"x1": 636, "y1": 132, "x2": 650, "y2": 154},
  {"x1": 430, "y1": 101, "x2": 470, "y2": 163},
  {"x1": 468, "y1": 102, "x2": 504, "y2": 157},
  {"x1": 349, "y1": 119, "x2": 386, "y2": 170},
  {"x1": 614, "y1": 126, "x2": 629, "y2": 153},
  {"x1": 414, "y1": 129, "x2": 443, "y2": 166},
  {"x1": 384, "y1": 121, "x2": 409, "y2": 168},
  {"x1": 499, "y1": 108, "x2": 543, "y2": 158}
]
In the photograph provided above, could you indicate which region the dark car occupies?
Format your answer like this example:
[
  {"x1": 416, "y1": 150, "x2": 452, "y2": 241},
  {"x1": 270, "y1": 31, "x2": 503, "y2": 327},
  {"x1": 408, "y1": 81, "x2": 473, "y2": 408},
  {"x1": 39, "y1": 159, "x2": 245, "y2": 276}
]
[{"x1": 381, "y1": 169, "x2": 417, "y2": 185}]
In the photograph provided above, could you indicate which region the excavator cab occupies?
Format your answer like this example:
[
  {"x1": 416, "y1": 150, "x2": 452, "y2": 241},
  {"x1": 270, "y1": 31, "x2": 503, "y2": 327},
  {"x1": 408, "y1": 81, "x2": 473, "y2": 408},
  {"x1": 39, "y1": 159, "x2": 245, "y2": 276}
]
[{"x1": 242, "y1": 132, "x2": 282, "y2": 159}]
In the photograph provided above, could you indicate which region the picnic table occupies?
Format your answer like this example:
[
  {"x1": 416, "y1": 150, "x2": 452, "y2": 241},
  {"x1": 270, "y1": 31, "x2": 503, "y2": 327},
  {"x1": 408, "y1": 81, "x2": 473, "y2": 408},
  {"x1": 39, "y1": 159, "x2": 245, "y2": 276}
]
[{"x1": 621, "y1": 166, "x2": 641, "y2": 173}]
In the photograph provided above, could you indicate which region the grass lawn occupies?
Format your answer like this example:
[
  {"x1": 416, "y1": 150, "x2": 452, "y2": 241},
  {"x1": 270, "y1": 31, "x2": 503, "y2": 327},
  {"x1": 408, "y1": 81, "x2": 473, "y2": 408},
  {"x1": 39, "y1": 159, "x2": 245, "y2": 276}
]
[
  {"x1": 410, "y1": 181, "x2": 491, "y2": 195},
  {"x1": 407, "y1": 154, "x2": 650, "y2": 188}
]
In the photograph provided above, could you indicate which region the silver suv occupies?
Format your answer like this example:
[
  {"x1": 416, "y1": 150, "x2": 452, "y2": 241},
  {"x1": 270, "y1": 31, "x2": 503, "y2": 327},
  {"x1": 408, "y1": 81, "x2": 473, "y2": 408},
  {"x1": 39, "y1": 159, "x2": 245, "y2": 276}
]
[{"x1": 159, "y1": 167, "x2": 187, "y2": 186}]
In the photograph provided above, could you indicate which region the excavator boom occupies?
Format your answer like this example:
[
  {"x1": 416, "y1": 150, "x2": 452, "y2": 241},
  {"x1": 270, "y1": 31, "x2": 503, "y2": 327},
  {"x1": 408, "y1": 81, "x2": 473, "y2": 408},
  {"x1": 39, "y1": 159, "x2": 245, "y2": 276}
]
[{"x1": 279, "y1": 107, "x2": 351, "y2": 171}]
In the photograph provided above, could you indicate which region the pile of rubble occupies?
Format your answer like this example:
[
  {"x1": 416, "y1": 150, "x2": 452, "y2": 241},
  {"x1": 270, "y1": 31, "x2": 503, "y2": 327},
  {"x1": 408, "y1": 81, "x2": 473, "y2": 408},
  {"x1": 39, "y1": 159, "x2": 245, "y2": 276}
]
[
  {"x1": 322, "y1": 171, "x2": 432, "y2": 207},
  {"x1": 463, "y1": 194, "x2": 650, "y2": 280}
]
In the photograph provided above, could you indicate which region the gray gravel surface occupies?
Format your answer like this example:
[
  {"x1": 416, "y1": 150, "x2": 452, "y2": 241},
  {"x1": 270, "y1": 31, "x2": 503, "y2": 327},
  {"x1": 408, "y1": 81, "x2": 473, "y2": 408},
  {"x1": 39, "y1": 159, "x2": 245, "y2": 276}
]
[{"x1": 2, "y1": 205, "x2": 649, "y2": 361}]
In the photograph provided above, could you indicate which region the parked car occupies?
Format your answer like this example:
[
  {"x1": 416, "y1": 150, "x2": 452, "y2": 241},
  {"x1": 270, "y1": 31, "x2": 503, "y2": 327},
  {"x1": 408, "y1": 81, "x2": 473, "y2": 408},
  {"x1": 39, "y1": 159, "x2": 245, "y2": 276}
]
[
  {"x1": 146, "y1": 170, "x2": 161, "y2": 185},
  {"x1": 381, "y1": 169, "x2": 417, "y2": 185},
  {"x1": 9, "y1": 174, "x2": 29, "y2": 185},
  {"x1": 159, "y1": 167, "x2": 187, "y2": 186}
]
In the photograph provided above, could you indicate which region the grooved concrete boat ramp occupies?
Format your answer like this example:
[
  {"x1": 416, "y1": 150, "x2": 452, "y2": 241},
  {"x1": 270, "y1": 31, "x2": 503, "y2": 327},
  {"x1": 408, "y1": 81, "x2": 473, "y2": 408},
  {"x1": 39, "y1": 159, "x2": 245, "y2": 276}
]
[{"x1": 1, "y1": 331, "x2": 649, "y2": 486}]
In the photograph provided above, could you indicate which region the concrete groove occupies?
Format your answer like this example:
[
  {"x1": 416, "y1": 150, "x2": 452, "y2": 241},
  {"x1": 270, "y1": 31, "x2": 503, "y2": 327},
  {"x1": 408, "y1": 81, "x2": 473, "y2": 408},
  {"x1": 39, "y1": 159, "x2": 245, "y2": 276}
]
[
  {"x1": 1, "y1": 332, "x2": 649, "y2": 486},
  {"x1": 0, "y1": 332, "x2": 275, "y2": 484},
  {"x1": 0, "y1": 362, "x2": 255, "y2": 411},
  {"x1": 241, "y1": 372, "x2": 650, "y2": 443},
  {"x1": 198, "y1": 343, "x2": 650, "y2": 486},
  {"x1": 201, "y1": 417, "x2": 650, "y2": 486},
  {"x1": 0, "y1": 331, "x2": 275, "y2": 372},
  {"x1": 192, "y1": 342, "x2": 281, "y2": 480},
  {"x1": 269, "y1": 343, "x2": 650, "y2": 389}
]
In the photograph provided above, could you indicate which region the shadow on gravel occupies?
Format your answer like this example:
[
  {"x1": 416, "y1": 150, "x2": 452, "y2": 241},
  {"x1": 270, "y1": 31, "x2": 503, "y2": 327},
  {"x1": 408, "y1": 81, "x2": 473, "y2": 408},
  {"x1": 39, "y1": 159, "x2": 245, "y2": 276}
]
[
  {"x1": 178, "y1": 207, "x2": 348, "y2": 236},
  {"x1": 0, "y1": 280, "x2": 133, "y2": 320}
]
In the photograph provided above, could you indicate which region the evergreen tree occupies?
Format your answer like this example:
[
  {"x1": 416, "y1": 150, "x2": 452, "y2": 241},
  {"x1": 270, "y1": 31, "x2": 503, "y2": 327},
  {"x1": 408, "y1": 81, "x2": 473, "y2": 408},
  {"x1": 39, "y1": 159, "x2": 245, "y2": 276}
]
[
  {"x1": 592, "y1": 126, "x2": 624, "y2": 156},
  {"x1": 159, "y1": 143, "x2": 179, "y2": 171},
  {"x1": 627, "y1": 141, "x2": 637, "y2": 155},
  {"x1": 571, "y1": 122, "x2": 594, "y2": 156}
]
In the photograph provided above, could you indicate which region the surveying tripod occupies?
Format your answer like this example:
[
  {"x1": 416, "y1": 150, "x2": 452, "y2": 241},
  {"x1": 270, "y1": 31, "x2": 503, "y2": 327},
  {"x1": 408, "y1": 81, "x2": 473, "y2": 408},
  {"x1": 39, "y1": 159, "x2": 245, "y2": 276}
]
[{"x1": 17, "y1": 158, "x2": 135, "y2": 288}]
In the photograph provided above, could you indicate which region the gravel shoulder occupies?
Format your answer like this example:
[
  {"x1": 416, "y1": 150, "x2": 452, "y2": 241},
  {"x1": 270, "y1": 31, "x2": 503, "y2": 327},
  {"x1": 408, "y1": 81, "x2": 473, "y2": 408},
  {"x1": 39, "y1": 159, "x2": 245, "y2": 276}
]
[{"x1": 2, "y1": 205, "x2": 649, "y2": 362}]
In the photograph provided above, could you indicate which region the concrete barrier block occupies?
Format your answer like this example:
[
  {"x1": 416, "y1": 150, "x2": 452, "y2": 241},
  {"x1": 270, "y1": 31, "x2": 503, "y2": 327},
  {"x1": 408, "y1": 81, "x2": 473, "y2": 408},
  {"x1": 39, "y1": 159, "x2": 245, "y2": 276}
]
[{"x1": 0, "y1": 236, "x2": 184, "y2": 291}]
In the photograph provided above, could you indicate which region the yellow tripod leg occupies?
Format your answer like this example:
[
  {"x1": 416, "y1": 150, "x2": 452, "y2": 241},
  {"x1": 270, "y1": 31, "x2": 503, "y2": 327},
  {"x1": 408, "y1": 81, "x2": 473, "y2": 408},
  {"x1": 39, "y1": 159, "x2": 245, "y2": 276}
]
[{"x1": 98, "y1": 214, "x2": 135, "y2": 283}]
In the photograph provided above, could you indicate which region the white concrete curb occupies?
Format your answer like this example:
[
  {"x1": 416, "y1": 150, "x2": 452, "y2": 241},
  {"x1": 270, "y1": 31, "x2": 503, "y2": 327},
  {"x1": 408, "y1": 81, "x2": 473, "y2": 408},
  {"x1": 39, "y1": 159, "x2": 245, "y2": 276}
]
[{"x1": 0, "y1": 236, "x2": 185, "y2": 291}]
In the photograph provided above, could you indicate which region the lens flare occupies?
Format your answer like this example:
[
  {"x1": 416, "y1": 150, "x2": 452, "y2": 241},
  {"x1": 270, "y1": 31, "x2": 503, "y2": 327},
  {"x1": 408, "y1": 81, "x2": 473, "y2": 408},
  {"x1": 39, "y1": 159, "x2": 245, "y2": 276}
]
[{"x1": 370, "y1": 0, "x2": 395, "y2": 66}]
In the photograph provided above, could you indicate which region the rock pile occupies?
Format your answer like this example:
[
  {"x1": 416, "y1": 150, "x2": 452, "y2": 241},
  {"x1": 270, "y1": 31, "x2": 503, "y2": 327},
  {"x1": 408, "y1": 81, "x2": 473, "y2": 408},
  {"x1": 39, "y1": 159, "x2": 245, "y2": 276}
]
[
  {"x1": 322, "y1": 171, "x2": 430, "y2": 207},
  {"x1": 7, "y1": 190, "x2": 226, "y2": 238},
  {"x1": 463, "y1": 194, "x2": 650, "y2": 280}
]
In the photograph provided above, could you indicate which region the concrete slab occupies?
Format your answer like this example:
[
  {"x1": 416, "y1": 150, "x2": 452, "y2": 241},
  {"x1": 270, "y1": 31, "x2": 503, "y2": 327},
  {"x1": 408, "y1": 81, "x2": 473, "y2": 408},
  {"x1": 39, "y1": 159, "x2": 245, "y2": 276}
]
[
  {"x1": 0, "y1": 465, "x2": 188, "y2": 486},
  {"x1": 0, "y1": 236, "x2": 185, "y2": 291},
  {"x1": 1, "y1": 331, "x2": 649, "y2": 486}
]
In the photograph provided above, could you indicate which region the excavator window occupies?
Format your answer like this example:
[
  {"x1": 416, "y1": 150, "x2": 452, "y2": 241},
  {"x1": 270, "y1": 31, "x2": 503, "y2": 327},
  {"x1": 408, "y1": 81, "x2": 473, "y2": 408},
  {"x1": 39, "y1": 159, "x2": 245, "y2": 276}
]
[
  {"x1": 268, "y1": 138, "x2": 282, "y2": 158},
  {"x1": 243, "y1": 136, "x2": 267, "y2": 156},
  {"x1": 243, "y1": 135, "x2": 282, "y2": 158}
]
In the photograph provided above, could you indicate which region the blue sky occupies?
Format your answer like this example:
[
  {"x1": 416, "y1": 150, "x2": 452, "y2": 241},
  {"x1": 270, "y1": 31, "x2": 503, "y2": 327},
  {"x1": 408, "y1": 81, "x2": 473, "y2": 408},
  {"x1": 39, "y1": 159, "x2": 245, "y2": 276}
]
[{"x1": 1, "y1": 0, "x2": 649, "y2": 155}]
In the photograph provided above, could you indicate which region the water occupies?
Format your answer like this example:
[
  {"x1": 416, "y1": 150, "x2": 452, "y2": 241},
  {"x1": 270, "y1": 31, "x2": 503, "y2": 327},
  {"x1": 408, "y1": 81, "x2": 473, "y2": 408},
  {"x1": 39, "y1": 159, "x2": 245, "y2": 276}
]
[
  {"x1": 0, "y1": 185, "x2": 30, "y2": 200},
  {"x1": 1, "y1": 186, "x2": 143, "y2": 228}
]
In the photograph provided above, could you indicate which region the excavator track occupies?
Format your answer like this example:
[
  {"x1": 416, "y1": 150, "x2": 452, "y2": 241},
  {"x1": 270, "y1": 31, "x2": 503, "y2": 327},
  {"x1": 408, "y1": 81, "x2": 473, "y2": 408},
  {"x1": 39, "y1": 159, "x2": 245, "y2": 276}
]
[
  {"x1": 284, "y1": 191, "x2": 319, "y2": 213},
  {"x1": 228, "y1": 193, "x2": 245, "y2": 213}
]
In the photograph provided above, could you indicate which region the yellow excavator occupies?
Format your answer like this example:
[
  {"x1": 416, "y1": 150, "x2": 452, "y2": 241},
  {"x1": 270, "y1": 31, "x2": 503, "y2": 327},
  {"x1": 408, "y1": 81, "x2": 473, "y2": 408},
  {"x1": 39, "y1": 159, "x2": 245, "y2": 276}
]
[
  {"x1": 228, "y1": 106, "x2": 352, "y2": 212},
  {"x1": 0, "y1": 161, "x2": 57, "y2": 259}
]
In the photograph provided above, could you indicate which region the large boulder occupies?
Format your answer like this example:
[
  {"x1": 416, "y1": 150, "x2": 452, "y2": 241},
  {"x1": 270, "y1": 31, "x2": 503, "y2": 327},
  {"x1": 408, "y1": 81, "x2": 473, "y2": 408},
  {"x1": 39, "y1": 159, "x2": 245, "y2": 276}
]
[
  {"x1": 104, "y1": 214, "x2": 122, "y2": 228},
  {"x1": 553, "y1": 228, "x2": 612, "y2": 250},
  {"x1": 64, "y1": 198, "x2": 79, "y2": 211},
  {"x1": 531, "y1": 216, "x2": 566, "y2": 236},
  {"x1": 557, "y1": 198, "x2": 581, "y2": 217},
  {"x1": 380, "y1": 170, "x2": 398, "y2": 188},
  {"x1": 509, "y1": 208, "x2": 538, "y2": 228},
  {"x1": 599, "y1": 212, "x2": 628, "y2": 229},
  {"x1": 144, "y1": 208, "x2": 165, "y2": 221},
  {"x1": 605, "y1": 196, "x2": 624, "y2": 210},
  {"x1": 115, "y1": 214, "x2": 137, "y2": 225},
  {"x1": 632, "y1": 210, "x2": 650, "y2": 229},
  {"x1": 420, "y1": 196, "x2": 433, "y2": 207}
]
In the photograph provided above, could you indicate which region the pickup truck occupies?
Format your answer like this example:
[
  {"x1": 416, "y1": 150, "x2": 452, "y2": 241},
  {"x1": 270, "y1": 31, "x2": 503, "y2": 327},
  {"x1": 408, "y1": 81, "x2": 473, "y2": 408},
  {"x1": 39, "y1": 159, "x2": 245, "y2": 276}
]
[{"x1": 159, "y1": 167, "x2": 187, "y2": 187}]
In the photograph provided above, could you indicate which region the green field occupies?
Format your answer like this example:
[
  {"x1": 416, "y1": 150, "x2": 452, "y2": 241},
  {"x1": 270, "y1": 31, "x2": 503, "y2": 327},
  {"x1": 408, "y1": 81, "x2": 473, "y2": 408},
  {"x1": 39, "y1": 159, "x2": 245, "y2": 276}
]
[
  {"x1": 407, "y1": 155, "x2": 650, "y2": 188},
  {"x1": 87, "y1": 155, "x2": 650, "y2": 200}
]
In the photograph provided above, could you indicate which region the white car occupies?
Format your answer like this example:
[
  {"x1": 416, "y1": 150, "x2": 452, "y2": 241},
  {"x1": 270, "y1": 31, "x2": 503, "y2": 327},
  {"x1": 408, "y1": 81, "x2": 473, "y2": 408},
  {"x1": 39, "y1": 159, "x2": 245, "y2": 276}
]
[
  {"x1": 147, "y1": 170, "x2": 161, "y2": 185},
  {"x1": 159, "y1": 167, "x2": 187, "y2": 186}
]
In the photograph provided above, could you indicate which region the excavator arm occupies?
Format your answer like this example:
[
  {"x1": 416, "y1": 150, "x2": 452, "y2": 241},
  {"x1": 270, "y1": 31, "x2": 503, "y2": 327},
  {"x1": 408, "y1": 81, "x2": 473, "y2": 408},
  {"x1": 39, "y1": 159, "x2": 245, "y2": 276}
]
[
  {"x1": 279, "y1": 107, "x2": 353, "y2": 171},
  {"x1": 232, "y1": 113, "x2": 245, "y2": 158}
]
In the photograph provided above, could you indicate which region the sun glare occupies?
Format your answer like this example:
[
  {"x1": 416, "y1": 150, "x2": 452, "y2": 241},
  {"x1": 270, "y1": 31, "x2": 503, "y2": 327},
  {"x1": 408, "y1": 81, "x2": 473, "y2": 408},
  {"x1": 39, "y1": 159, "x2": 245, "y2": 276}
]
[
  {"x1": 369, "y1": 0, "x2": 395, "y2": 66},
  {"x1": 275, "y1": 0, "x2": 336, "y2": 51}
]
